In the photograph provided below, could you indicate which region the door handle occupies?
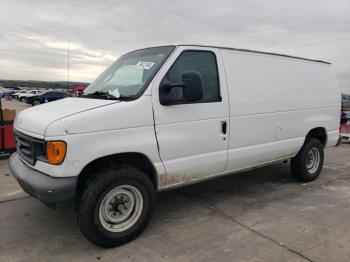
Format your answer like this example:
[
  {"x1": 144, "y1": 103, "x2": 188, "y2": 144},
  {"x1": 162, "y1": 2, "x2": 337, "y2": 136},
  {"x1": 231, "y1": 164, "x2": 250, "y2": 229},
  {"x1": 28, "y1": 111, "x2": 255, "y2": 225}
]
[{"x1": 221, "y1": 121, "x2": 227, "y2": 135}]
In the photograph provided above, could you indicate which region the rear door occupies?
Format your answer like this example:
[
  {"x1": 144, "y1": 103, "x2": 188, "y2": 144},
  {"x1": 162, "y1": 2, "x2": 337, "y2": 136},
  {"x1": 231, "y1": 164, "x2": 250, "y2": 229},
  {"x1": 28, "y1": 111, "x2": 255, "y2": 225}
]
[{"x1": 152, "y1": 46, "x2": 230, "y2": 187}]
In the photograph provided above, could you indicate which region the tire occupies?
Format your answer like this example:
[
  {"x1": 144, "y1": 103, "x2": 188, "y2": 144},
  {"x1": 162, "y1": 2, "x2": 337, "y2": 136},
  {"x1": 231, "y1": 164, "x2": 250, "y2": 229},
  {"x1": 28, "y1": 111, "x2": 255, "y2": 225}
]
[
  {"x1": 291, "y1": 138, "x2": 324, "y2": 182},
  {"x1": 78, "y1": 165, "x2": 155, "y2": 247},
  {"x1": 33, "y1": 99, "x2": 41, "y2": 106},
  {"x1": 20, "y1": 97, "x2": 25, "y2": 102}
]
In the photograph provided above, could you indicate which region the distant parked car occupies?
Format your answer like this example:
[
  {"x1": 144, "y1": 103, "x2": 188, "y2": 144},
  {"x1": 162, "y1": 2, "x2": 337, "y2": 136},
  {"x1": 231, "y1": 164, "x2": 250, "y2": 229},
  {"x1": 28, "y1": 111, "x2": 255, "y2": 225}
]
[
  {"x1": 342, "y1": 93, "x2": 350, "y2": 100},
  {"x1": 65, "y1": 85, "x2": 87, "y2": 97},
  {"x1": 342, "y1": 93, "x2": 350, "y2": 111},
  {"x1": 0, "y1": 89, "x2": 17, "y2": 98},
  {"x1": 12, "y1": 90, "x2": 27, "y2": 99},
  {"x1": 2, "y1": 91, "x2": 15, "y2": 99},
  {"x1": 26, "y1": 91, "x2": 68, "y2": 105},
  {"x1": 18, "y1": 90, "x2": 43, "y2": 102}
]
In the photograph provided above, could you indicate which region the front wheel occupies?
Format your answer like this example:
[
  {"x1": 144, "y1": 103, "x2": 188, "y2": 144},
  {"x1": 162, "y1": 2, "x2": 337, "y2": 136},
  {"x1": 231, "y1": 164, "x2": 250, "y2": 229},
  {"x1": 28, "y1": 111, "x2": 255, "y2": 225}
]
[
  {"x1": 291, "y1": 138, "x2": 324, "y2": 182},
  {"x1": 78, "y1": 166, "x2": 155, "y2": 247},
  {"x1": 19, "y1": 97, "x2": 25, "y2": 102},
  {"x1": 33, "y1": 99, "x2": 41, "y2": 106}
]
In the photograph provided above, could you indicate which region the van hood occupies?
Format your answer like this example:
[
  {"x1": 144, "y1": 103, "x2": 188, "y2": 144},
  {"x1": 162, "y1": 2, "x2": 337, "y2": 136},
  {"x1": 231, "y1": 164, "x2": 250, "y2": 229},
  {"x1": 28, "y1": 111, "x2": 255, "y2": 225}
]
[{"x1": 15, "y1": 97, "x2": 118, "y2": 136}]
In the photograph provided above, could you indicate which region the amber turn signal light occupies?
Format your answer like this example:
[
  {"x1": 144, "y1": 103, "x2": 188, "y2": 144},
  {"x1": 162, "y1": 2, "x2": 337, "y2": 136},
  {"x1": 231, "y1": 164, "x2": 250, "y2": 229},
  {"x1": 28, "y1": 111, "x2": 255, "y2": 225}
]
[{"x1": 46, "y1": 141, "x2": 67, "y2": 165}]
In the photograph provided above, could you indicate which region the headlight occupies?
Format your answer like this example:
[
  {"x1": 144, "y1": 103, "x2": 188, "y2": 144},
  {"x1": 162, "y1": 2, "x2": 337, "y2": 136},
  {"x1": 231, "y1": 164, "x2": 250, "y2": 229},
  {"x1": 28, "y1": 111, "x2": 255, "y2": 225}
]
[{"x1": 46, "y1": 141, "x2": 67, "y2": 165}]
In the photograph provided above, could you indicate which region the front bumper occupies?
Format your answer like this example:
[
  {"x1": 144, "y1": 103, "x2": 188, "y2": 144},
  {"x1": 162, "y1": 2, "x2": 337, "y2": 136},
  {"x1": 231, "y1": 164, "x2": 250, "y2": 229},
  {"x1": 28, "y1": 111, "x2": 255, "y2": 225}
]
[{"x1": 9, "y1": 152, "x2": 77, "y2": 206}]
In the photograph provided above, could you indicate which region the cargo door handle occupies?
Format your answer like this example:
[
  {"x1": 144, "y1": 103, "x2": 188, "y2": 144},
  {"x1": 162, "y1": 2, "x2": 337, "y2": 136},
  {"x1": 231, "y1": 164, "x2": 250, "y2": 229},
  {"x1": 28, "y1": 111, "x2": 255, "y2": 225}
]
[{"x1": 221, "y1": 121, "x2": 227, "y2": 135}]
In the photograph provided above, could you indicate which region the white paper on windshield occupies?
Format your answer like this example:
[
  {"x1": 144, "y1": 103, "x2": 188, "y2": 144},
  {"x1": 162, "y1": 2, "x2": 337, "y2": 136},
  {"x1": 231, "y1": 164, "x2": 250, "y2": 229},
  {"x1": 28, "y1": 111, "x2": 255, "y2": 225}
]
[
  {"x1": 134, "y1": 61, "x2": 155, "y2": 70},
  {"x1": 109, "y1": 88, "x2": 120, "y2": 98}
]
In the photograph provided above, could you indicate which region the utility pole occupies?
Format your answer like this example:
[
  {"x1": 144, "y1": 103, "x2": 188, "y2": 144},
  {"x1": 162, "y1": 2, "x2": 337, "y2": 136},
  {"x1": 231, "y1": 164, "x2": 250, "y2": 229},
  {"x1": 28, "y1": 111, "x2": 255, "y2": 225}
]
[{"x1": 67, "y1": 40, "x2": 70, "y2": 89}]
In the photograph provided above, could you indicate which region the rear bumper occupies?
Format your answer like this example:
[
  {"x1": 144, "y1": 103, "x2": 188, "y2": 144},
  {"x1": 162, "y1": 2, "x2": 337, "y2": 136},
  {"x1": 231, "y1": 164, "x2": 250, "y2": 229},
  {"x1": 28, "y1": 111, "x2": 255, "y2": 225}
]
[{"x1": 9, "y1": 152, "x2": 77, "y2": 206}]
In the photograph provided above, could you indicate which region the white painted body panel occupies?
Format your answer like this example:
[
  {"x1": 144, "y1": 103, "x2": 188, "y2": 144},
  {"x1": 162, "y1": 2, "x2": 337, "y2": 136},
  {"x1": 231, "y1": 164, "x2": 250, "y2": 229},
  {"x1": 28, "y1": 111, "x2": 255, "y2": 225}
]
[
  {"x1": 13, "y1": 45, "x2": 341, "y2": 192},
  {"x1": 220, "y1": 49, "x2": 340, "y2": 173},
  {"x1": 151, "y1": 46, "x2": 230, "y2": 186},
  {"x1": 15, "y1": 96, "x2": 166, "y2": 187},
  {"x1": 15, "y1": 98, "x2": 117, "y2": 135}
]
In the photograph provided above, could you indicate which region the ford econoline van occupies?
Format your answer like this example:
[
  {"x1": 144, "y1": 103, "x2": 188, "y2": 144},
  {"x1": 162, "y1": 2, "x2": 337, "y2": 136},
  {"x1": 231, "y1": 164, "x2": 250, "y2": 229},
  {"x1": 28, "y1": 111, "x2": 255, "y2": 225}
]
[{"x1": 9, "y1": 45, "x2": 341, "y2": 247}]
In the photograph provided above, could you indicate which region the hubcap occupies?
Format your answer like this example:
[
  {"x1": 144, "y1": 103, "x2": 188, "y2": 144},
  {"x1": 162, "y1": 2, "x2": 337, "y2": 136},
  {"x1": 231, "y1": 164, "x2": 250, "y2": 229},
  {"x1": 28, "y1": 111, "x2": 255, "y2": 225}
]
[
  {"x1": 99, "y1": 185, "x2": 143, "y2": 232},
  {"x1": 306, "y1": 147, "x2": 320, "y2": 174}
]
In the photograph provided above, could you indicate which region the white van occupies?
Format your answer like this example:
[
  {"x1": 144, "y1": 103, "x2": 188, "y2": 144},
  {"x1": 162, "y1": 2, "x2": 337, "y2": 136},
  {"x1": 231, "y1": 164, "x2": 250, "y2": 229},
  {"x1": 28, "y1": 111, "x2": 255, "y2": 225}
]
[{"x1": 9, "y1": 45, "x2": 341, "y2": 247}]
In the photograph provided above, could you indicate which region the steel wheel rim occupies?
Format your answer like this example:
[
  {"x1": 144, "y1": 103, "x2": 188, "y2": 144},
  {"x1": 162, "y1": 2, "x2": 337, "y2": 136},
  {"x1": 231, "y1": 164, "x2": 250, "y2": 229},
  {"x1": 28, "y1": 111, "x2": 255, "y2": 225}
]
[
  {"x1": 306, "y1": 147, "x2": 320, "y2": 174},
  {"x1": 99, "y1": 185, "x2": 143, "y2": 232},
  {"x1": 34, "y1": 100, "x2": 40, "y2": 105}
]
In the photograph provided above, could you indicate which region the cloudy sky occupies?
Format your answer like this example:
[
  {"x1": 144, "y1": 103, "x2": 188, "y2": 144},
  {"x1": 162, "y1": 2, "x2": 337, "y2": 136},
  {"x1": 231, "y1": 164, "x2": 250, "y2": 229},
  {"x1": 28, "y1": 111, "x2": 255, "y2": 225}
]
[{"x1": 0, "y1": 0, "x2": 349, "y2": 92}]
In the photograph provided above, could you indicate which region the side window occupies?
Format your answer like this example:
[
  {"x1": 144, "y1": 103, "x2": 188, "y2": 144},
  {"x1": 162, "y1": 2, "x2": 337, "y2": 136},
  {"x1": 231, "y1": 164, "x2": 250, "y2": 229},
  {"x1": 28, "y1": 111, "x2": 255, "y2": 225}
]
[{"x1": 164, "y1": 51, "x2": 220, "y2": 103}]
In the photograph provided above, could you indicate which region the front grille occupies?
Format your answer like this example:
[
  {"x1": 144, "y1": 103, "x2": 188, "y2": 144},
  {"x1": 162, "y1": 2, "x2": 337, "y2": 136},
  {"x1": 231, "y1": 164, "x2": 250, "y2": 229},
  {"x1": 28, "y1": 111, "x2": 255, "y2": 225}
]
[{"x1": 14, "y1": 131, "x2": 45, "y2": 165}]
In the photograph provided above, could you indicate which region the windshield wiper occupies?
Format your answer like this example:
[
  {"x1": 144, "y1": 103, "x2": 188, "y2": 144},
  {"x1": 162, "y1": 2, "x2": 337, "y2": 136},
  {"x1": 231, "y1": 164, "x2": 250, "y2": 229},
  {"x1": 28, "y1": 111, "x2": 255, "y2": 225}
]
[
  {"x1": 82, "y1": 91, "x2": 133, "y2": 101},
  {"x1": 90, "y1": 91, "x2": 118, "y2": 99}
]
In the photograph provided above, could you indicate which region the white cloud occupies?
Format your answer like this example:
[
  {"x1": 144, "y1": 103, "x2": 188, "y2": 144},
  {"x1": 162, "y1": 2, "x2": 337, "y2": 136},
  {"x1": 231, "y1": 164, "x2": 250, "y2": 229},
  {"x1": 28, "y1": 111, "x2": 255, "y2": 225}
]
[{"x1": 0, "y1": 0, "x2": 349, "y2": 91}]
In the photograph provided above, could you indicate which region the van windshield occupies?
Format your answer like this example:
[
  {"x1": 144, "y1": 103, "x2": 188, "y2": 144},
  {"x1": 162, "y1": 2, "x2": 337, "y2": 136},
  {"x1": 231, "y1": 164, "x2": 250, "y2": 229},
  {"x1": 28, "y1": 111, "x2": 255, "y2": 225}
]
[{"x1": 83, "y1": 46, "x2": 175, "y2": 100}]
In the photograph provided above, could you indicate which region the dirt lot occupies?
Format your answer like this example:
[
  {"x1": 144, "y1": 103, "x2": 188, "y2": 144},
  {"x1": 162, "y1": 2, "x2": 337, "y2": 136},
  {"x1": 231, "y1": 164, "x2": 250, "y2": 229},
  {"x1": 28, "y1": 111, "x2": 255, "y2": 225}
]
[{"x1": 1, "y1": 99, "x2": 350, "y2": 262}]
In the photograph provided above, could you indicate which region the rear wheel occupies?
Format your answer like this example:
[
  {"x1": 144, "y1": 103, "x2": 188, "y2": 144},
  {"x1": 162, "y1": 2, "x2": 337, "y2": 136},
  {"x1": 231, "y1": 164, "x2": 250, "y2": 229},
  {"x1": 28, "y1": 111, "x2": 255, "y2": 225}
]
[
  {"x1": 78, "y1": 166, "x2": 155, "y2": 247},
  {"x1": 291, "y1": 138, "x2": 324, "y2": 182},
  {"x1": 19, "y1": 97, "x2": 25, "y2": 102}
]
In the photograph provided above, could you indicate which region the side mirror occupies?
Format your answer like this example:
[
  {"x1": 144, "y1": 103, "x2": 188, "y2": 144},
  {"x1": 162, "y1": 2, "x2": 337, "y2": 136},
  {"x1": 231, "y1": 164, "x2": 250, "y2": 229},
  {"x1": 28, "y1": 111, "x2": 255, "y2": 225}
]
[{"x1": 159, "y1": 71, "x2": 204, "y2": 105}]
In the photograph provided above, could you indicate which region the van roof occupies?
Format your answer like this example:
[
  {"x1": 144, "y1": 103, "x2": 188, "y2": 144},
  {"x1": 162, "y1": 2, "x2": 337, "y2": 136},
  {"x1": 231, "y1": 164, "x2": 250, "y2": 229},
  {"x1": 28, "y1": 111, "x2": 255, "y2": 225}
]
[{"x1": 176, "y1": 44, "x2": 331, "y2": 65}]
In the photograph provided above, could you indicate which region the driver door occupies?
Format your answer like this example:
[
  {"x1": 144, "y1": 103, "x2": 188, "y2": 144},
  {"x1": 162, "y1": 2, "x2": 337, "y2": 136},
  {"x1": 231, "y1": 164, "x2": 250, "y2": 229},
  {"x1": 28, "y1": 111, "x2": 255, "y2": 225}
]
[{"x1": 152, "y1": 46, "x2": 230, "y2": 187}]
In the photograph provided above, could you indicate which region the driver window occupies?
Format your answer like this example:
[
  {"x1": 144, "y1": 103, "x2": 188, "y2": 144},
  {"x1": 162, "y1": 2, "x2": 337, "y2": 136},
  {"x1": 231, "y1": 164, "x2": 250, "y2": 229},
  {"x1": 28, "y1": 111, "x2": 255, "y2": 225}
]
[{"x1": 164, "y1": 51, "x2": 221, "y2": 103}]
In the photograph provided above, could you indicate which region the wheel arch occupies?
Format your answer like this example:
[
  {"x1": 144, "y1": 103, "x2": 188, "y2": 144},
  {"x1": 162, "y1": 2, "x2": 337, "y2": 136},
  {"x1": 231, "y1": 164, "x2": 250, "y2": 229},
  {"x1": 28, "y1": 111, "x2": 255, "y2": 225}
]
[
  {"x1": 77, "y1": 152, "x2": 158, "y2": 194},
  {"x1": 306, "y1": 127, "x2": 327, "y2": 146}
]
